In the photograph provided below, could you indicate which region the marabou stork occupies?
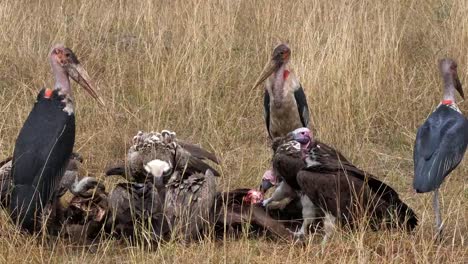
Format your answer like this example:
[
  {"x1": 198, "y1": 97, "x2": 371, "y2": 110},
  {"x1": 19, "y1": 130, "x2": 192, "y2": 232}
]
[
  {"x1": 9, "y1": 44, "x2": 104, "y2": 233},
  {"x1": 413, "y1": 58, "x2": 468, "y2": 236},
  {"x1": 253, "y1": 43, "x2": 310, "y2": 139}
]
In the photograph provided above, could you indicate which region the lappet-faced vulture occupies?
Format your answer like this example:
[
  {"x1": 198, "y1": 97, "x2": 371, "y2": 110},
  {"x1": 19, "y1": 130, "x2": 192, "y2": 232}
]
[
  {"x1": 413, "y1": 58, "x2": 468, "y2": 237},
  {"x1": 271, "y1": 128, "x2": 418, "y2": 241}
]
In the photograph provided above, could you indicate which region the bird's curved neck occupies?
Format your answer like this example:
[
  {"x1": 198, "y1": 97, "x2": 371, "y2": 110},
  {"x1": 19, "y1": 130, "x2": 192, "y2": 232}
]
[
  {"x1": 50, "y1": 59, "x2": 75, "y2": 115},
  {"x1": 51, "y1": 60, "x2": 72, "y2": 97},
  {"x1": 442, "y1": 74, "x2": 456, "y2": 103},
  {"x1": 272, "y1": 64, "x2": 288, "y2": 106}
]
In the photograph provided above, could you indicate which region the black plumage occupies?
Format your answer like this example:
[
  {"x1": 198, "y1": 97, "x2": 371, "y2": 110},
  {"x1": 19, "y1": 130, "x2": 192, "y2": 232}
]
[
  {"x1": 414, "y1": 105, "x2": 468, "y2": 193},
  {"x1": 293, "y1": 87, "x2": 310, "y2": 128},
  {"x1": 10, "y1": 89, "x2": 75, "y2": 232}
]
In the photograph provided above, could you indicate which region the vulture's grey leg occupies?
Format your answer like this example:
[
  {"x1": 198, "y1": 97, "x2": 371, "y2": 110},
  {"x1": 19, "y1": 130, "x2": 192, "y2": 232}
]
[
  {"x1": 321, "y1": 212, "x2": 336, "y2": 245},
  {"x1": 293, "y1": 194, "x2": 317, "y2": 239},
  {"x1": 433, "y1": 188, "x2": 443, "y2": 239},
  {"x1": 262, "y1": 181, "x2": 295, "y2": 210}
]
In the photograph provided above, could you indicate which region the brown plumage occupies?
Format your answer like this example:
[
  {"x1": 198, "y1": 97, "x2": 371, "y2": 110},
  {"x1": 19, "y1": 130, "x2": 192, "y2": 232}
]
[
  {"x1": 164, "y1": 170, "x2": 217, "y2": 240},
  {"x1": 107, "y1": 130, "x2": 220, "y2": 182},
  {"x1": 106, "y1": 181, "x2": 169, "y2": 241},
  {"x1": 105, "y1": 130, "x2": 220, "y2": 241},
  {"x1": 273, "y1": 132, "x2": 418, "y2": 232}
]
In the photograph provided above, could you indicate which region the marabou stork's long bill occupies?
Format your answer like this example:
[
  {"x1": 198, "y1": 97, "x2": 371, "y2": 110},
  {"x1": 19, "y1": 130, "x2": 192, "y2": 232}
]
[
  {"x1": 253, "y1": 43, "x2": 310, "y2": 139},
  {"x1": 413, "y1": 58, "x2": 468, "y2": 236},
  {"x1": 10, "y1": 44, "x2": 104, "y2": 233}
]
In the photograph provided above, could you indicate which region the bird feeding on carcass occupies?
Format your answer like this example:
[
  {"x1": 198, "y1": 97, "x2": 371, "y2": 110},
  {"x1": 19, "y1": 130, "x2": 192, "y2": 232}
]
[
  {"x1": 9, "y1": 44, "x2": 104, "y2": 233},
  {"x1": 271, "y1": 128, "x2": 418, "y2": 241},
  {"x1": 413, "y1": 58, "x2": 468, "y2": 238},
  {"x1": 106, "y1": 130, "x2": 220, "y2": 241}
]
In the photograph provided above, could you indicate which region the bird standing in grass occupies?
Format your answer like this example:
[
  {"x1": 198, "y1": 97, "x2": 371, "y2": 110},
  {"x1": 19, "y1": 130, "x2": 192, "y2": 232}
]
[
  {"x1": 253, "y1": 43, "x2": 311, "y2": 206},
  {"x1": 413, "y1": 58, "x2": 468, "y2": 237},
  {"x1": 9, "y1": 44, "x2": 104, "y2": 233},
  {"x1": 253, "y1": 43, "x2": 310, "y2": 139}
]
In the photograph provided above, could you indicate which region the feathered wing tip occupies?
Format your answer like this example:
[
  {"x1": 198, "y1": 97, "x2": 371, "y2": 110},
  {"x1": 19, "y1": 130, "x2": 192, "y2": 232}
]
[
  {"x1": 178, "y1": 141, "x2": 219, "y2": 164},
  {"x1": 105, "y1": 162, "x2": 126, "y2": 177},
  {"x1": 0, "y1": 157, "x2": 12, "y2": 168},
  {"x1": 9, "y1": 185, "x2": 41, "y2": 233},
  {"x1": 392, "y1": 199, "x2": 418, "y2": 231}
]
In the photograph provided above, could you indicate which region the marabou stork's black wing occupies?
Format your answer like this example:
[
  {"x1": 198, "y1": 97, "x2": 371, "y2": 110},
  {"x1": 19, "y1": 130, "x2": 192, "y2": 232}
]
[
  {"x1": 413, "y1": 105, "x2": 468, "y2": 193},
  {"x1": 293, "y1": 86, "x2": 310, "y2": 127},
  {"x1": 10, "y1": 89, "x2": 75, "y2": 231},
  {"x1": 264, "y1": 90, "x2": 272, "y2": 139}
]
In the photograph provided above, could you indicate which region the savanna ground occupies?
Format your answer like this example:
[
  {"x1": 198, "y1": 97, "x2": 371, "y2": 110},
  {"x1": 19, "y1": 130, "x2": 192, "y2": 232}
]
[{"x1": 0, "y1": 0, "x2": 467, "y2": 263}]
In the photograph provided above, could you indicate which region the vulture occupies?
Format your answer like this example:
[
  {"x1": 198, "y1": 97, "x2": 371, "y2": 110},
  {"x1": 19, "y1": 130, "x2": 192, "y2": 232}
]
[
  {"x1": 106, "y1": 130, "x2": 219, "y2": 183},
  {"x1": 164, "y1": 170, "x2": 217, "y2": 240},
  {"x1": 106, "y1": 181, "x2": 169, "y2": 243},
  {"x1": 413, "y1": 58, "x2": 468, "y2": 237},
  {"x1": 271, "y1": 128, "x2": 418, "y2": 240},
  {"x1": 106, "y1": 130, "x2": 220, "y2": 241},
  {"x1": 9, "y1": 44, "x2": 104, "y2": 233}
]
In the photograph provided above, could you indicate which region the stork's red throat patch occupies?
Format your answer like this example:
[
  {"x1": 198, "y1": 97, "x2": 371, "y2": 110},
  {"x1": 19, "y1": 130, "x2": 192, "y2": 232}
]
[
  {"x1": 44, "y1": 89, "x2": 53, "y2": 99},
  {"x1": 442, "y1": 99, "x2": 453, "y2": 105},
  {"x1": 283, "y1": 70, "x2": 290, "y2": 80}
]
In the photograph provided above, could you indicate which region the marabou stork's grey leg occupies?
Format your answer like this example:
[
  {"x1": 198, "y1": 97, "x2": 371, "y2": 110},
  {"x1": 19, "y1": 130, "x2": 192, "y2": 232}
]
[{"x1": 433, "y1": 188, "x2": 443, "y2": 239}]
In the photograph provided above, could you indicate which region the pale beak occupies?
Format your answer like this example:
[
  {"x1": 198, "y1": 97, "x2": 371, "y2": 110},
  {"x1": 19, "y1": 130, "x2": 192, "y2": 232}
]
[
  {"x1": 455, "y1": 76, "x2": 465, "y2": 100},
  {"x1": 67, "y1": 63, "x2": 105, "y2": 106},
  {"x1": 251, "y1": 60, "x2": 279, "y2": 91}
]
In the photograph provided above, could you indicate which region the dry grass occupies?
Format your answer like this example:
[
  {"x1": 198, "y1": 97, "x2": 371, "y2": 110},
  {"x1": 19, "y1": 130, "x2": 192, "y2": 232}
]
[{"x1": 0, "y1": 0, "x2": 467, "y2": 263}]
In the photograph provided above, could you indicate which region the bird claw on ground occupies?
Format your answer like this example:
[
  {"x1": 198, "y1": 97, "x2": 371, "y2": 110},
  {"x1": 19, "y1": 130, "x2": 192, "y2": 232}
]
[
  {"x1": 290, "y1": 230, "x2": 305, "y2": 242},
  {"x1": 261, "y1": 198, "x2": 271, "y2": 208}
]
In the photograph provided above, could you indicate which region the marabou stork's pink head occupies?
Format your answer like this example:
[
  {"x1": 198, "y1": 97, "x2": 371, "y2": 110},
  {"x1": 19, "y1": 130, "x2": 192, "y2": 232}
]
[
  {"x1": 253, "y1": 43, "x2": 291, "y2": 89},
  {"x1": 49, "y1": 44, "x2": 105, "y2": 106},
  {"x1": 439, "y1": 58, "x2": 464, "y2": 100}
]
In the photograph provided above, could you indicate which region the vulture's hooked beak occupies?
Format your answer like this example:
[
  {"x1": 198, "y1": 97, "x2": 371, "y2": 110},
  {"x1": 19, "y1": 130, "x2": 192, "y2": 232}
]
[
  {"x1": 260, "y1": 179, "x2": 274, "y2": 193},
  {"x1": 67, "y1": 63, "x2": 105, "y2": 106}
]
